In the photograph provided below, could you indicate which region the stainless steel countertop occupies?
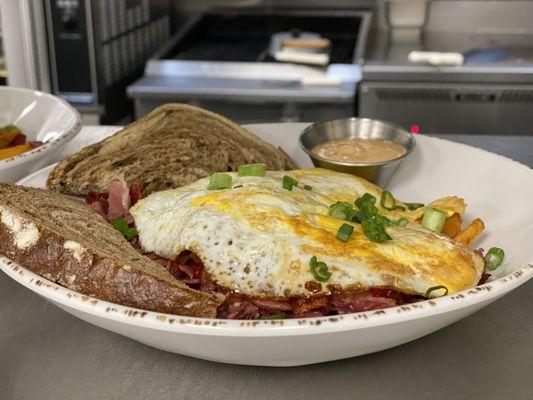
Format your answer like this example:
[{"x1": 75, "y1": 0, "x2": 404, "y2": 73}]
[
  {"x1": 127, "y1": 75, "x2": 358, "y2": 102},
  {"x1": 1, "y1": 127, "x2": 532, "y2": 400},
  {"x1": 363, "y1": 32, "x2": 533, "y2": 83},
  {"x1": 127, "y1": 61, "x2": 361, "y2": 103}
]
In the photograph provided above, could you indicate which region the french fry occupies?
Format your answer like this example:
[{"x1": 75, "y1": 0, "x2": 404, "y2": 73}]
[
  {"x1": 453, "y1": 218, "x2": 485, "y2": 245},
  {"x1": 442, "y1": 213, "x2": 462, "y2": 238},
  {"x1": 0, "y1": 144, "x2": 32, "y2": 160},
  {"x1": 0, "y1": 129, "x2": 20, "y2": 149}
]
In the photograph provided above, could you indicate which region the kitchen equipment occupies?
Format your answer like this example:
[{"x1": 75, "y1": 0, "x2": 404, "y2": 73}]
[
  {"x1": 44, "y1": 0, "x2": 172, "y2": 124},
  {"x1": 1, "y1": 0, "x2": 173, "y2": 124},
  {"x1": 128, "y1": 9, "x2": 371, "y2": 123},
  {"x1": 0, "y1": 86, "x2": 81, "y2": 182},
  {"x1": 359, "y1": 0, "x2": 533, "y2": 135},
  {"x1": 299, "y1": 117, "x2": 415, "y2": 186}
]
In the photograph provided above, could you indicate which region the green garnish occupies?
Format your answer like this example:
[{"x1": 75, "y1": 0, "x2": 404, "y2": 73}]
[
  {"x1": 207, "y1": 173, "x2": 232, "y2": 190},
  {"x1": 329, "y1": 192, "x2": 411, "y2": 242},
  {"x1": 421, "y1": 207, "x2": 447, "y2": 232},
  {"x1": 112, "y1": 217, "x2": 138, "y2": 241},
  {"x1": 282, "y1": 175, "x2": 298, "y2": 191},
  {"x1": 361, "y1": 218, "x2": 391, "y2": 242},
  {"x1": 328, "y1": 201, "x2": 355, "y2": 221},
  {"x1": 350, "y1": 211, "x2": 366, "y2": 223},
  {"x1": 405, "y1": 202, "x2": 424, "y2": 210},
  {"x1": 395, "y1": 217, "x2": 409, "y2": 227},
  {"x1": 3, "y1": 124, "x2": 17, "y2": 132},
  {"x1": 484, "y1": 247, "x2": 505, "y2": 271},
  {"x1": 237, "y1": 163, "x2": 267, "y2": 177},
  {"x1": 233, "y1": 185, "x2": 244, "y2": 189},
  {"x1": 303, "y1": 184, "x2": 312, "y2": 190},
  {"x1": 425, "y1": 285, "x2": 449, "y2": 297},
  {"x1": 336, "y1": 223, "x2": 354, "y2": 242},
  {"x1": 373, "y1": 214, "x2": 392, "y2": 227},
  {"x1": 262, "y1": 313, "x2": 286, "y2": 320},
  {"x1": 310, "y1": 256, "x2": 331, "y2": 282},
  {"x1": 380, "y1": 191, "x2": 398, "y2": 210},
  {"x1": 354, "y1": 193, "x2": 379, "y2": 217}
]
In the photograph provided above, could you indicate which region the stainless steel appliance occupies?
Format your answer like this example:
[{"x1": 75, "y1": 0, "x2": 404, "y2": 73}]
[
  {"x1": 359, "y1": 0, "x2": 533, "y2": 135},
  {"x1": 0, "y1": 0, "x2": 173, "y2": 124},
  {"x1": 44, "y1": 0, "x2": 173, "y2": 123},
  {"x1": 128, "y1": 8, "x2": 371, "y2": 123}
]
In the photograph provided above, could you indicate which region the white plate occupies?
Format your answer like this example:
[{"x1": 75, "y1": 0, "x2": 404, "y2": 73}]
[
  {"x1": 1, "y1": 124, "x2": 532, "y2": 366},
  {"x1": 0, "y1": 86, "x2": 81, "y2": 182}
]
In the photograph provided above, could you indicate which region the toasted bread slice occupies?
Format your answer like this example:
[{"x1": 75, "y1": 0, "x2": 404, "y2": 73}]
[
  {"x1": 47, "y1": 103, "x2": 296, "y2": 196},
  {"x1": 0, "y1": 182, "x2": 222, "y2": 317}
]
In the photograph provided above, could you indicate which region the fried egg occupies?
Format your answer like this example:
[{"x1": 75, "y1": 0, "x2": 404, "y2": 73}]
[{"x1": 130, "y1": 169, "x2": 484, "y2": 298}]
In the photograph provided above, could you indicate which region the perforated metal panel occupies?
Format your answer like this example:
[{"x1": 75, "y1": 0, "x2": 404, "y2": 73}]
[
  {"x1": 95, "y1": 0, "x2": 170, "y2": 87},
  {"x1": 375, "y1": 88, "x2": 451, "y2": 102},
  {"x1": 499, "y1": 90, "x2": 533, "y2": 104},
  {"x1": 359, "y1": 82, "x2": 533, "y2": 135},
  {"x1": 47, "y1": 0, "x2": 174, "y2": 123}
]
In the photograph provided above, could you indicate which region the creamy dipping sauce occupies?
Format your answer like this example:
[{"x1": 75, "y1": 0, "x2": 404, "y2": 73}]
[{"x1": 312, "y1": 138, "x2": 407, "y2": 164}]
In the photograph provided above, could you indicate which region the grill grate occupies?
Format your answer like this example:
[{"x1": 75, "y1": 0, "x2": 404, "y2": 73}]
[
  {"x1": 166, "y1": 12, "x2": 361, "y2": 64},
  {"x1": 175, "y1": 37, "x2": 271, "y2": 62}
]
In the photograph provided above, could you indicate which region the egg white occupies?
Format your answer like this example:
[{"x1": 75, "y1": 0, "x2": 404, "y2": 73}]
[{"x1": 130, "y1": 169, "x2": 484, "y2": 298}]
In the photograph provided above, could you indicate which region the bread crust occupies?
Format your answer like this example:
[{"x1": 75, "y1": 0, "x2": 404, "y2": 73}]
[{"x1": 0, "y1": 195, "x2": 222, "y2": 318}]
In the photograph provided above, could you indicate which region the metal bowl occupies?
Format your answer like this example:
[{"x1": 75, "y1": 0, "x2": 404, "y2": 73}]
[{"x1": 299, "y1": 117, "x2": 416, "y2": 187}]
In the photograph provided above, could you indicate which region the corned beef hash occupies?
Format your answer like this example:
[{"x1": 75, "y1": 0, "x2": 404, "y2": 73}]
[{"x1": 85, "y1": 167, "x2": 503, "y2": 320}]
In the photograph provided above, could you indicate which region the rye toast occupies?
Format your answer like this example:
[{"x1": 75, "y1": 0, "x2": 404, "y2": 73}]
[{"x1": 0, "y1": 182, "x2": 222, "y2": 317}]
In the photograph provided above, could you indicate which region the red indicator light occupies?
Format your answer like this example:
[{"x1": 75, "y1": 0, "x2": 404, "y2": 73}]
[{"x1": 410, "y1": 124, "x2": 420, "y2": 134}]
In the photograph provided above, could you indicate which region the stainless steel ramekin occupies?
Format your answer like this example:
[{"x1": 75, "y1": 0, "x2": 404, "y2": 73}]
[{"x1": 299, "y1": 117, "x2": 416, "y2": 187}]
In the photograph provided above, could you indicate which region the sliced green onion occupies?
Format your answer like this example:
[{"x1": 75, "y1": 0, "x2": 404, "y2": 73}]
[
  {"x1": 3, "y1": 124, "x2": 17, "y2": 132},
  {"x1": 405, "y1": 202, "x2": 424, "y2": 210},
  {"x1": 124, "y1": 227, "x2": 138, "y2": 241},
  {"x1": 336, "y1": 223, "x2": 354, "y2": 242},
  {"x1": 349, "y1": 211, "x2": 365, "y2": 224},
  {"x1": 207, "y1": 173, "x2": 232, "y2": 190},
  {"x1": 421, "y1": 208, "x2": 447, "y2": 232},
  {"x1": 238, "y1": 163, "x2": 267, "y2": 177},
  {"x1": 112, "y1": 217, "x2": 129, "y2": 233},
  {"x1": 361, "y1": 217, "x2": 391, "y2": 242},
  {"x1": 374, "y1": 214, "x2": 392, "y2": 227},
  {"x1": 395, "y1": 217, "x2": 409, "y2": 227},
  {"x1": 303, "y1": 184, "x2": 312, "y2": 190},
  {"x1": 262, "y1": 313, "x2": 286, "y2": 320},
  {"x1": 425, "y1": 285, "x2": 449, "y2": 297},
  {"x1": 233, "y1": 184, "x2": 244, "y2": 189},
  {"x1": 310, "y1": 256, "x2": 331, "y2": 282},
  {"x1": 282, "y1": 175, "x2": 298, "y2": 191},
  {"x1": 112, "y1": 217, "x2": 138, "y2": 241},
  {"x1": 484, "y1": 247, "x2": 505, "y2": 270},
  {"x1": 328, "y1": 201, "x2": 354, "y2": 221},
  {"x1": 355, "y1": 193, "x2": 379, "y2": 217},
  {"x1": 380, "y1": 191, "x2": 397, "y2": 210}
]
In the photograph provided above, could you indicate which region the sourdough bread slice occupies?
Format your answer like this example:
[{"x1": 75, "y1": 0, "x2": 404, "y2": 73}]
[
  {"x1": 0, "y1": 183, "x2": 222, "y2": 317},
  {"x1": 46, "y1": 103, "x2": 296, "y2": 196}
]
